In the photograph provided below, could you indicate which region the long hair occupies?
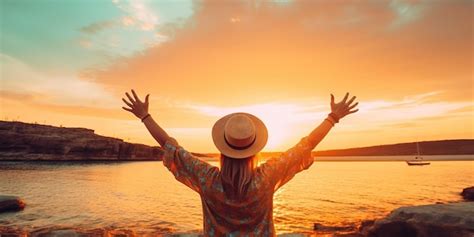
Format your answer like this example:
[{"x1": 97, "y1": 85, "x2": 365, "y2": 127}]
[{"x1": 219, "y1": 154, "x2": 258, "y2": 199}]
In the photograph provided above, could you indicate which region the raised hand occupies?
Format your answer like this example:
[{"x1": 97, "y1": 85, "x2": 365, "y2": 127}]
[
  {"x1": 330, "y1": 92, "x2": 359, "y2": 120},
  {"x1": 122, "y1": 89, "x2": 150, "y2": 120}
]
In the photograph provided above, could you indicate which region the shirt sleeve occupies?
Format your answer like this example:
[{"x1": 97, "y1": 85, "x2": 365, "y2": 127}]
[
  {"x1": 259, "y1": 136, "x2": 315, "y2": 191},
  {"x1": 162, "y1": 138, "x2": 218, "y2": 193}
]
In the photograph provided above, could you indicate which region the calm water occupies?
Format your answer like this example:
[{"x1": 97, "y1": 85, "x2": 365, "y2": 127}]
[{"x1": 0, "y1": 157, "x2": 473, "y2": 234}]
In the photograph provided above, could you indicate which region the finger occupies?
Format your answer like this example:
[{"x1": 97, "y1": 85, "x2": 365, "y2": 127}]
[
  {"x1": 347, "y1": 109, "x2": 359, "y2": 114},
  {"x1": 122, "y1": 98, "x2": 133, "y2": 107},
  {"x1": 145, "y1": 94, "x2": 149, "y2": 104},
  {"x1": 342, "y1": 92, "x2": 349, "y2": 103},
  {"x1": 348, "y1": 102, "x2": 359, "y2": 110},
  {"x1": 125, "y1": 92, "x2": 135, "y2": 104},
  {"x1": 330, "y1": 94, "x2": 335, "y2": 105},
  {"x1": 347, "y1": 96, "x2": 356, "y2": 105},
  {"x1": 122, "y1": 107, "x2": 133, "y2": 112},
  {"x1": 131, "y1": 89, "x2": 141, "y2": 103}
]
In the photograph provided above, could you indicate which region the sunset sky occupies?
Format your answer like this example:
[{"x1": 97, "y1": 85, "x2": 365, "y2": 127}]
[{"x1": 1, "y1": 0, "x2": 472, "y2": 153}]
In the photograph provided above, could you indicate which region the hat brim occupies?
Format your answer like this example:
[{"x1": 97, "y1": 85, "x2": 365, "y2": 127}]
[{"x1": 212, "y1": 112, "x2": 268, "y2": 159}]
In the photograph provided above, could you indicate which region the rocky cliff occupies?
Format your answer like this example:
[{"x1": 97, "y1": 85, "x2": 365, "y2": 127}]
[{"x1": 0, "y1": 121, "x2": 163, "y2": 161}]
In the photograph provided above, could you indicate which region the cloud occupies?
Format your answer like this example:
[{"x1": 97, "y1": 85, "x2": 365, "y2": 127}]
[
  {"x1": 188, "y1": 91, "x2": 471, "y2": 129},
  {"x1": 0, "y1": 90, "x2": 38, "y2": 101},
  {"x1": 80, "y1": 20, "x2": 117, "y2": 34},
  {"x1": 0, "y1": 54, "x2": 118, "y2": 108},
  {"x1": 90, "y1": 0, "x2": 472, "y2": 108},
  {"x1": 2, "y1": 1, "x2": 471, "y2": 151},
  {"x1": 112, "y1": 0, "x2": 159, "y2": 31},
  {"x1": 358, "y1": 98, "x2": 471, "y2": 123},
  {"x1": 388, "y1": 0, "x2": 427, "y2": 29},
  {"x1": 358, "y1": 91, "x2": 442, "y2": 111},
  {"x1": 76, "y1": 0, "x2": 196, "y2": 62}
]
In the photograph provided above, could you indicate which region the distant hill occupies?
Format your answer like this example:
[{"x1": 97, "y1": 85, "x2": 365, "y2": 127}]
[
  {"x1": 0, "y1": 120, "x2": 163, "y2": 161},
  {"x1": 313, "y1": 139, "x2": 474, "y2": 157},
  {"x1": 186, "y1": 140, "x2": 474, "y2": 162}
]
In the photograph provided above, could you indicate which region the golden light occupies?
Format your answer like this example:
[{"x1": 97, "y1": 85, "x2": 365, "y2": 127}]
[{"x1": 191, "y1": 102, "x2": 327, "y2": 151}]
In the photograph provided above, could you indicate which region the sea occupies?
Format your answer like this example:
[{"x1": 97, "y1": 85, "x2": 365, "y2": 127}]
[{"x1": 0, "y1": 156, "x2": 473, "y2": 235}]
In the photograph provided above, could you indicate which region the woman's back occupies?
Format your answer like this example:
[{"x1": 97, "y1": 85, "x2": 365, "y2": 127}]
[
  {"x1": 162, "y1": 135, "x2": 316, "y2": 236},
  {"x1": 200, "y1": 168, "x2": 275, "y2": 235}
]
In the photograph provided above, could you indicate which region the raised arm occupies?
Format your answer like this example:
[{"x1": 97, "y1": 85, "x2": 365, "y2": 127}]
[
  {"x1": 306, "y1": 92, "x2": 359, "y2": 149},
  {"x1": 121, "y1": 89, "x2": 218, "y2": 193},
  {"x1": 121, "y1": 89, "x2": 170, "y2": 147},
  {"x1": 260, "y1": 92, "x2": 359, "y2": 190}
]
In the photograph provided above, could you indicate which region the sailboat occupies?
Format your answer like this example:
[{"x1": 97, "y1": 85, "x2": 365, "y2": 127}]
[{"x1": 406, "y1": 142, "x2": 430, "y2": 166}]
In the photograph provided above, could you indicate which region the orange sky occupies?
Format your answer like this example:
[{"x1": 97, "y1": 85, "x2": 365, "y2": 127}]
[{"x1": 1, "y1": 0, "x2": 473, "y2": 152}]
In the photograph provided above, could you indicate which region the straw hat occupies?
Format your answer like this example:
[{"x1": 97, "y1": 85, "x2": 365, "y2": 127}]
[{"x1": 212, "y1": 113, "x2": 268, "y2": 159}]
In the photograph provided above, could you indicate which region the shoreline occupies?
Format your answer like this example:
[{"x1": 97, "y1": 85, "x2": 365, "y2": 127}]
[{"x1": 0, "y1": 157, "x2": 473, "y2": 162}]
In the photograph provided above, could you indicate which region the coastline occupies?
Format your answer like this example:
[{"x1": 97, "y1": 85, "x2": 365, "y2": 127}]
[
  {"x1": 1, "y1": 121, "x2": 473, "y2": 162},
  {"x1": 0, "y1": 156, "x2": 473, "y2": 162}
]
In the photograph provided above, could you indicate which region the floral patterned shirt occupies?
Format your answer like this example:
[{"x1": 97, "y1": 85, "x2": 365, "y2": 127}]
[{"x1": 162, "y1": 136, "x2": 316, "y2": 237}]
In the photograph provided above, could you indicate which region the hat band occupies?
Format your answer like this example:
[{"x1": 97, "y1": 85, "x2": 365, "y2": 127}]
[{"x1": 224, "y1": 134, "x2": 257, "y2": 150}]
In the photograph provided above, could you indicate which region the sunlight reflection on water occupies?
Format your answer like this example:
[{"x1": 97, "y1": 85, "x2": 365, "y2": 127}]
[{"x1": 0, "y1": 159, "x2": 473, "y2": 234}]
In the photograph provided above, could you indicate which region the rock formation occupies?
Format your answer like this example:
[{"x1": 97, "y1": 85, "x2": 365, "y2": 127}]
[
  {"x1": 0, "y1": 195, "x2": 25, "y2": 213},
  {"x1": 361, "y1": 202, "x2": 474, "y2": 237},
  {"x1": 0, "y1": 121, "x2": 163, "y2": 161},
  {"x1": 461, "y1": 187, "x2": 474, "y2": 201}
]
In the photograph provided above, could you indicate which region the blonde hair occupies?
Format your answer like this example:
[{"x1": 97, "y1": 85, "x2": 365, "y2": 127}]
[{"x1": 219, "y1": 154, "x2": 258, "y2": 199}]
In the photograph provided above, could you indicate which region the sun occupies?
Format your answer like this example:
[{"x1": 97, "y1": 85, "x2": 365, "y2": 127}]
[
  {"x1": 191, "y1": 101, "x2": 326, "y2": 152},
  {"x1": 257, "y1": 115, "x2": 293, "y2": 151}
]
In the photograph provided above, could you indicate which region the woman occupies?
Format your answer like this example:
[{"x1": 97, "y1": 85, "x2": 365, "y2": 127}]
[{"x1": 122, "y1": 90, "x2": 358, "y2": 236}]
